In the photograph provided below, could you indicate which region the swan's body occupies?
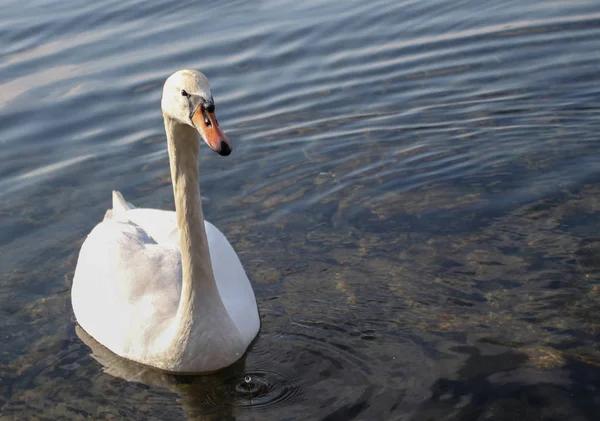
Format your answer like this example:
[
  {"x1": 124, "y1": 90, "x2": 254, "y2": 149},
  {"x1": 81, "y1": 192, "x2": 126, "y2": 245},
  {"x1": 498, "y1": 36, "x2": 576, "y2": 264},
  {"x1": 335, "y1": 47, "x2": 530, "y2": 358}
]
[{"x1": 72, "y1": 70, "x2": 260, "y2": 373}]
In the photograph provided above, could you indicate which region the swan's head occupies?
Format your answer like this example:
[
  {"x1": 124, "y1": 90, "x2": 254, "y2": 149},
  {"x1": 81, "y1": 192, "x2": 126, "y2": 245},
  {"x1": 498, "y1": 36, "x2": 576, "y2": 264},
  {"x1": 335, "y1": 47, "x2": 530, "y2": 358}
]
[{"x1": 161, "y1": 69, "x2": 232, "y2": 156}]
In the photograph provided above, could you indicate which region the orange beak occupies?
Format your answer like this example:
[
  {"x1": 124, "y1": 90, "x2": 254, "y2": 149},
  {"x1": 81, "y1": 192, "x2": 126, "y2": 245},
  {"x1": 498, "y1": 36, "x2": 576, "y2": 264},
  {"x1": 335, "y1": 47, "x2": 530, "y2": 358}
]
[{"x1": 191, "y1": 106, "x2": 232, "y2": 156}]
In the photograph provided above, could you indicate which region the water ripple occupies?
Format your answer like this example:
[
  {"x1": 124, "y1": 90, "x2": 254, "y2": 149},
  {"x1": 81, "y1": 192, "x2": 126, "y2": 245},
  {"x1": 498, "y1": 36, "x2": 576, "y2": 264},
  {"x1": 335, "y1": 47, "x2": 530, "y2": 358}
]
[
  {"x1": 2, "y1": 0, "x2": 600, "y2": 418},
  {"x1": 207, "y1": 369, "x2": 302, "y2": 411}
]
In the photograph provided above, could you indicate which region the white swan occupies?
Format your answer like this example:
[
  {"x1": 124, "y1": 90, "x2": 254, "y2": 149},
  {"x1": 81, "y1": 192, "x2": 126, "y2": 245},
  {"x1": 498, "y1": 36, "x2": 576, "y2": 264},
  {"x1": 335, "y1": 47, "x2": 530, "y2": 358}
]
[{"x1": 71, "y1": 69, "x2": 260, "y2": 373}]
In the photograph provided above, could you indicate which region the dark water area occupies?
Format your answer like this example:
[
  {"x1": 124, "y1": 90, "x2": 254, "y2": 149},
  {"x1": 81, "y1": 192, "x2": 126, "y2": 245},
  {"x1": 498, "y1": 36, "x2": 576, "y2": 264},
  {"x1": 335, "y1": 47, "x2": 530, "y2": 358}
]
[{"x1": 2, "y1": 0, "x2": 600, "y2": 419}]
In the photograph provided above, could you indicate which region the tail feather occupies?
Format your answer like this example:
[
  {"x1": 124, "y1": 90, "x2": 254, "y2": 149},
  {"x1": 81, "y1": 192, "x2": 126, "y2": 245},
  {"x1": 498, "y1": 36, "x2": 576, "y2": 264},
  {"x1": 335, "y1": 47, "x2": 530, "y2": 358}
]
[
  {"x1": 112, "y1": 190, "x2": 135, "y2": 212},
  {"x1": 104, "y1": 190, "x2": 135, "y2": 220}
]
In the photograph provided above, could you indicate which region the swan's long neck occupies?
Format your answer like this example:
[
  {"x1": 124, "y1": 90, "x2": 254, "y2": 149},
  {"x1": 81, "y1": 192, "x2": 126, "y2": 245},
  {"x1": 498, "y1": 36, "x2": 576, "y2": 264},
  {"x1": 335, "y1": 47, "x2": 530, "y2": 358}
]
[{"x1": 164, "y1": 116, "x2": 218, "y2": 313}]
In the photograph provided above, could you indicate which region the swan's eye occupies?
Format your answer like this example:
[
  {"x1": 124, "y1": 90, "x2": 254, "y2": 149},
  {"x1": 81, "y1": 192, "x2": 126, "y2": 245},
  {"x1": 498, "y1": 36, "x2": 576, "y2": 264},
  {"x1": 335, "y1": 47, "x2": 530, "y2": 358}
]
[
  {"x1": 202, "y1": 108, "x2": 212, "y2": 127},
  {"x1": 181, "y1": 90, "x2": 189, "y2": 97},
  {"x1": 205, "y1": 103, "x2": 215, "y2": 113}
]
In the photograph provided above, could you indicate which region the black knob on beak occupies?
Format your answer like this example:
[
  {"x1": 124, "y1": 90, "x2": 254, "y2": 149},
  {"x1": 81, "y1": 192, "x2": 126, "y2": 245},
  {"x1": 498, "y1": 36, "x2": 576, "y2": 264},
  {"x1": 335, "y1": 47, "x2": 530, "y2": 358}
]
[{"x1": 219, "y1": 141, "x2": 232, "y2": 156}]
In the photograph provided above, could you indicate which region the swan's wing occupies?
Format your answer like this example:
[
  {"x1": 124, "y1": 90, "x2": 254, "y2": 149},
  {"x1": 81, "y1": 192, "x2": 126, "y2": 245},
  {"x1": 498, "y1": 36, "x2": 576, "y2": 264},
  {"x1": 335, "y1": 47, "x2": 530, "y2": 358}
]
[
  {"x1": 72, "y1": 218, "x2": 182, "y2": 355},
  {"x1": 205, "y1": 221, "x2": 260, "y2": 344}
]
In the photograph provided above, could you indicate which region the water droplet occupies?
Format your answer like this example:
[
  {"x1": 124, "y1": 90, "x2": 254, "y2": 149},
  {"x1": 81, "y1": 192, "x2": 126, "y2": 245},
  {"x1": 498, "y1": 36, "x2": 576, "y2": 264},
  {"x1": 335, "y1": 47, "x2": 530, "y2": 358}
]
[{"x1": 227, "y1": 370, "x2": 302, "y2": 410}]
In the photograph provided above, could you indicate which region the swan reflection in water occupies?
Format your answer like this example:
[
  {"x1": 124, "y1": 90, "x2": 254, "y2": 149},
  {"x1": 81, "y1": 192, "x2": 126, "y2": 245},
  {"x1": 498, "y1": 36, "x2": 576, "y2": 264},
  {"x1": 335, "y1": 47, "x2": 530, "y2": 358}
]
[{"x1": 76, "y1": 325, "x2": 254, "y2": 420}]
